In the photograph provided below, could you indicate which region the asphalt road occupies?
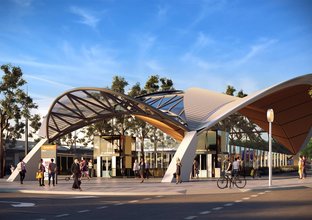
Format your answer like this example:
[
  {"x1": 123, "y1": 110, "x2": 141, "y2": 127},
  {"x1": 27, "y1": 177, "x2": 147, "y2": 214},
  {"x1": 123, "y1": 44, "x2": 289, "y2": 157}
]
[{"x1": 0, "y1": 186, "x2": 311, "y2": 220}]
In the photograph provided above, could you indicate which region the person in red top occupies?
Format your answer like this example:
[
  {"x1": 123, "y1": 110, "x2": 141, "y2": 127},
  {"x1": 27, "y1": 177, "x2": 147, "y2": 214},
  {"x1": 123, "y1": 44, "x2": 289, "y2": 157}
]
[{"x1": 80, "y1": 157, "x2": 90, "y2": 180}]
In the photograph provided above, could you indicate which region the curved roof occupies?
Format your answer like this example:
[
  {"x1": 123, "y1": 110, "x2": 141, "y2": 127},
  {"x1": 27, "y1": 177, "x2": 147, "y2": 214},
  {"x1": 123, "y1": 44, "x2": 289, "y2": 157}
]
[
  {"x1": 39, "y1": 88, "x2": 188, "y2": 142},
  {"x1": 185, "y1": 74, "x2": 312, "y2": 154},
  {"x1": 39, "y1": 74, "x2": 312, "y2": 154}
]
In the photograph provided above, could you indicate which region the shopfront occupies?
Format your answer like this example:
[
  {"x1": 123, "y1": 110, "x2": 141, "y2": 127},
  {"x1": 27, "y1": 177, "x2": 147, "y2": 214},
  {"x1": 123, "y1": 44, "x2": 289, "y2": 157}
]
[{"x1": 93, "y1": 135, "x2": 135, "y2": 177}]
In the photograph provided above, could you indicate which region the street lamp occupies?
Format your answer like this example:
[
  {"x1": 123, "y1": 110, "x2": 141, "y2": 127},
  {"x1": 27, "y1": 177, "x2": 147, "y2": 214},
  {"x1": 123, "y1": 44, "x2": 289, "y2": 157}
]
[{"x1": 267, "y1": 109, "x2": 274, "y2": 187}]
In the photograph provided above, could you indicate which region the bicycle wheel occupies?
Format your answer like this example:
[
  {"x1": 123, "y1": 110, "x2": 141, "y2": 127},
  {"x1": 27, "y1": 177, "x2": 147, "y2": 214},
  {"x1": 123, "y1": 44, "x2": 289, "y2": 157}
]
[
  {"x1": 234, "y1": 176, "x2": 246, "y2": 188},
  {"x1": 217, "y1": 176, "x2": 228, "y2": 189}
]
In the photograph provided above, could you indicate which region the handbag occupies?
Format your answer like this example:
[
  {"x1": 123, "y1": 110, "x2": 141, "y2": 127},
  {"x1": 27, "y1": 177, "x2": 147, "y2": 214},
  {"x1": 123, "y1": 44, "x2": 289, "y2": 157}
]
[
  {"x1": 36, "y1": 171, "x2": 43, "y2": 179},
  {"x1": 250, "y1": 169, "x2": 254, "y2": 177}
]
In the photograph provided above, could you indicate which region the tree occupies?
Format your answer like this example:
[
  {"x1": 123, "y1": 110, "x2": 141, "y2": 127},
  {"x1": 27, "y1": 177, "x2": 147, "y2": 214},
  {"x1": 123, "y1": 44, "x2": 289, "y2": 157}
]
[
  {"x1": 128, "y1": 82, "x2": 142, "y2": 97},
  {"x1": 300, "y1": 139, "x2": 312, "y2": 159},
  {"x1": 225, "y1": 85, "x2": 236, "y2": 96},
  {"x1": 144, "y1": 75, "x2": 159, "y2": 93},
  {"x1": 160, "y1": 77, "x2": 174, "y2": 91},
  {"x1": 237, "y1": 89, "x2": 248, "y2": 98},
  {"x1": 134, "y1": 75, "x2": 176, "y2": 167},
  {"x1": 111, "y1": 76, "x2": 128, "y2": 93},
  {"x1": 0, "y1": 64, "x2": 41, "y2": 177}
]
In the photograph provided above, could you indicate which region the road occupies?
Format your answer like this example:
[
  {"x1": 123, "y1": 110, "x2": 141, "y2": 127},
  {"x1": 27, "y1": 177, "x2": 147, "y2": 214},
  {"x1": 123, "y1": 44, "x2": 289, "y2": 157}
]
[{"x1": 0, "y1": 186, "x2": 311, "y2": 220}]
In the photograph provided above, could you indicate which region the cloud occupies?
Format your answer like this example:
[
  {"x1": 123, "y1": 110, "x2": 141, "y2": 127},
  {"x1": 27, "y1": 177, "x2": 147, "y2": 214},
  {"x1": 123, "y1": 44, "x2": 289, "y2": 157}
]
[
  {"x1": 70, "y1": 6, "x2": 100, "y2": 28},
  {"x1": 3, "y1": 58, "x2": 78, "y2": 71},
  {"x1": 190, "y1": 0, "x2": 228, "y2": 28},
  {"x1": 182, "y1": 53, "x2": 219, "y2": 70},
  {"x1": 145, "y1": 59, "x2": 164, "y2": 72},
  {"x1": 139, "y1": 34, "x2": 157, "y2": 54},
  {"x1": 189, "y1": 32, "x2": 215, "y2": 54},
  {"x1": 157, "y1": 5, "x2": 169, "y2": 19},
  {"x1": 25, "y1": 74, "x2": 74, "y2": 90},
  {"x1": 13, "y1": 0, "x2": 33, "y2": 7},
  {"x1": 233, "y1": 39, "x2": 278, "y2": 65},
  {"x1": 30, "y1": 93, "x2": 55, "y2": 116}
]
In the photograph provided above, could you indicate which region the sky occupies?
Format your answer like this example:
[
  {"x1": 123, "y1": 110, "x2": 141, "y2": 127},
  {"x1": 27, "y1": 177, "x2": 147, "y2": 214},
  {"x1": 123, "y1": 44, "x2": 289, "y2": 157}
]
[{"x1": 0, "y1": 0, "x2": 311, "y2": 117}]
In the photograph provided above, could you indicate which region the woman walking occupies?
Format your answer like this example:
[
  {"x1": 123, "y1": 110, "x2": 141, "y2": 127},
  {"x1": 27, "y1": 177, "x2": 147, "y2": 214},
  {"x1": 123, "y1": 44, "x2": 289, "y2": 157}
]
[
  {"x1": 38, "y1": 159, "x2": 45, "y2": 186},
  {"x1": 139, "y1": 158, "x2": 145, "y2": 183},
  {"x1": 298, "y1": 155, "x2": 304, "y2": 179},
  {"x1": 176, "y1": 158, "x2": 182, "y2": 184}
]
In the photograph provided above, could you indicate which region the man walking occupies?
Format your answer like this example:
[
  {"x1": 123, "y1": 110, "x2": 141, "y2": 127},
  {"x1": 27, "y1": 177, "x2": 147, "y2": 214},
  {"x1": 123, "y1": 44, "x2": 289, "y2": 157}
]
[{"x1": 16, "y1": 159, "x2": 26, "y2": 184}]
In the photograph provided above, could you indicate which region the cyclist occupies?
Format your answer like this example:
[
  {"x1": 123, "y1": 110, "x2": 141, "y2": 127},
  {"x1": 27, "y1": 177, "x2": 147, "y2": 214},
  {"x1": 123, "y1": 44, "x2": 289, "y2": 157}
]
[
  {"x1": 225, "y1": 158, "x2": 232, "y2": 175},
  {"x1": 225, "y1": 158, "x2": 233, "y2": 187}
]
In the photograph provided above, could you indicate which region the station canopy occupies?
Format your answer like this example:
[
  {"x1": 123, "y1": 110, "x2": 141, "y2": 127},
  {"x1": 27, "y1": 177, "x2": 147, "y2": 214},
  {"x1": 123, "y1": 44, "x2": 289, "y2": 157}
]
[{"x1": 39, "y1": 74, "x2": 312, "y2": 155}]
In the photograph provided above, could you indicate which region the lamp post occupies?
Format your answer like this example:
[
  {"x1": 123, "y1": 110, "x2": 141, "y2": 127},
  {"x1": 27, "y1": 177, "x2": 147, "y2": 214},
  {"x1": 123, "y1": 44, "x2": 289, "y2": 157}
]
[{"x1": 267, "y1": 109, "x2": 274, "y2": 187}]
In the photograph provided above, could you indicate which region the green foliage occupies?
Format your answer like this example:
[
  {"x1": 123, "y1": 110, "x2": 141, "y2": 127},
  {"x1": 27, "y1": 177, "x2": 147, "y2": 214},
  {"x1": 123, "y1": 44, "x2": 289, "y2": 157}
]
[
  {"x1": 144, "y1": 75, "x2": 159, "y2": 93},
  {"x1": 0, "y1": 64, "x2": 41, "y2": 177},
  {"x1": 225, "y1": 85, "x2": 236, "y2": 95},
  {"x1": 237, "y1": 89, "x2": 248, "y2": 98},
  {"x1": 300, "y1": 139, "x2": 312, "y2": 159},
  {"x1": 128, "y1": 82, "x2": 142, "y2": 97},
  {"x1": 111, "y1": 76, "x2": 128, "y2": 93}
]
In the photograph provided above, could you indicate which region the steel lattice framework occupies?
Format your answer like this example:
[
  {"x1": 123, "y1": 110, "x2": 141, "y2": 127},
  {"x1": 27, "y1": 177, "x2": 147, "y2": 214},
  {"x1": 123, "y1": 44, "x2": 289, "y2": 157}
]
[{"x1": 41, "y1": 88, "x2": 189, "y2": 142}]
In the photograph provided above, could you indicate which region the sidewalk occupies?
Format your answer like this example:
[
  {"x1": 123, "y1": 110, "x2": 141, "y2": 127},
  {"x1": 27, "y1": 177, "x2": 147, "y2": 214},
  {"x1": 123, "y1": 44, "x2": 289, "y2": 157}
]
[{"x1": 1, "y1": 172, "x2": 311, "y2": 196}]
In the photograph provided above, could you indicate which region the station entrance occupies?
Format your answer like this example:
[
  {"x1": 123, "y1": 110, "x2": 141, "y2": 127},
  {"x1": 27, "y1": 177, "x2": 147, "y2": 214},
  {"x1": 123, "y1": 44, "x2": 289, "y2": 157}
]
[{"x1": 93, "y1": 135, "x2": 135, "y2": 177}]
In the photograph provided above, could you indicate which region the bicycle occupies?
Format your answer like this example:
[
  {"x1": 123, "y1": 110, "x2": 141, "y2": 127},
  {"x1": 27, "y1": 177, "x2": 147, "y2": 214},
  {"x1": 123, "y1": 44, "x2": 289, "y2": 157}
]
[{"x1": 217, "y1": 172, "x2": 247, "y2": 189}]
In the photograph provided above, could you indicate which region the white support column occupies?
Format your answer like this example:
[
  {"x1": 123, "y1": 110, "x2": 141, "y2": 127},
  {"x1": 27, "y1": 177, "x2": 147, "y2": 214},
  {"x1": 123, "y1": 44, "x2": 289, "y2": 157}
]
[
  {"x1": 7, "y1": 138, "x2": 48, "y2": 182},
  {"x1": 161, "y1": 131, "x2": 198, "y2": 183}
]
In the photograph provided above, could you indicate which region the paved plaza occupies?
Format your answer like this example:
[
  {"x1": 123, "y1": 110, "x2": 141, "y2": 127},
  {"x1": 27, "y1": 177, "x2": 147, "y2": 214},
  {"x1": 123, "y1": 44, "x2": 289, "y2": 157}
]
[{"x1": 1, "y1": 171, "x2": 311, "y2": 196}]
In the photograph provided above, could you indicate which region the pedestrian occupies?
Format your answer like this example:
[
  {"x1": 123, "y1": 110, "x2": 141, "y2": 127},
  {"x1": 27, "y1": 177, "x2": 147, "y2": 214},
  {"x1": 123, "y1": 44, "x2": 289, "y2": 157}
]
[
  {"x1": 133, "y1": 159, "x2": 139, "y2": 178},
  {"x1": 225, "y1": 158, "x2": 232, "y2": 175},
  {"x1": 80, "y1": 157, "x2": 90, "y2": 180},
  {"x1": 176, "y1": 158, "x2": 182, "y2": 184},
  {"x1": 192, "y1": 159, "x2": 199, "y2": 179},
  {"x1": 139, "y1": 158, "x2": 145, "y2": 183},
  {"x1": 88, "y1": 159, "x2": 93, "y2": 178},
  {"x1": 252, "y1": 156, "x2": 260, "y2": 179},
  {"x1": 302, "y1": 155, "x2": 307, "y2": 178},
  {"x1": 38, "y1": 159, "x2": 45, "y2": 186},
  {"x1": 145, "y1": 160, "x2": 150, "y2": 179},
  {"x1": 232, "y1": 157, "x2": 240, "y2": 177},
  {"x1": 298, "y1": 155, "x2": 304, "y2": 179},
  {"x1": 16, "y1": 159, "x2": 26, "y2": 184},
  {"x1": 48, "y1": 158, "x2": 57, "y2": 186},
  {"x1": 10, "y1": 164, "x2": 15, "y2": 174},
  {"x1": 71, "y1": 158, "x2": 82, "y2": 191},
  {"x1": 222, "y1": 156, "x2": 229, "y2": 173}
]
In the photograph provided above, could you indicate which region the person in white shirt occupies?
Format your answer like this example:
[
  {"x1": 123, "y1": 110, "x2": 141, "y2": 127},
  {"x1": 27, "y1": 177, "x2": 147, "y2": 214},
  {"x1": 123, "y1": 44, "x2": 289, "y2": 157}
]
[
  {"x1": 133, "y1": 159, "x2": 139, "y2": 178},
  {"x1": 16, "y1": 159, "x2": 26, "y2": 184},
  {"x1": 232, "y1": 157, "x2": 240, "y2": 177}
]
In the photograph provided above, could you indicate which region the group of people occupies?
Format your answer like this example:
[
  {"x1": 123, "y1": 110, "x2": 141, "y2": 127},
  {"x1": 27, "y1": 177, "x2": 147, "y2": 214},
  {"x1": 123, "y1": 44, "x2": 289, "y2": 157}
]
[
  {"x1": 223, "y1": 156, "x2": 242, "y2": 178},
  {"x1": 13, "y1": 158, "x2": 57, "y2": 186},
  {"x1": 133, "y1": 158, "x2": 149, "y2": 183},
  {"x1": 37, "y1": 158, "x2": 57, "y2": 186}
]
